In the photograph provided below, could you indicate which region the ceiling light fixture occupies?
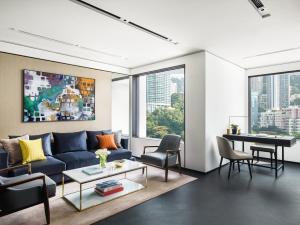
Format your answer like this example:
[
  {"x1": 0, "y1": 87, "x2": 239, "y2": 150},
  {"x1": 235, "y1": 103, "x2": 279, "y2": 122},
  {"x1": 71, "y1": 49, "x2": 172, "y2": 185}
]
[
  {"x1": 8, "y1": 27, "x2": 128, "y2": 59},
  {"x1": 248, "y1": 0, "x2": 271, "y2": 18},
  {"x1": 69, "y1": 0, "x2": 178, "y2": 45},
  {"x1": 244, "y1": 46, "x2": 300, "y2": 59}
]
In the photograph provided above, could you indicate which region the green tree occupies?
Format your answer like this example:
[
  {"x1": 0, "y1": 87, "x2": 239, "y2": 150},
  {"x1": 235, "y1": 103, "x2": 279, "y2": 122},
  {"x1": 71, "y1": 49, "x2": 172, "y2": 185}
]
[{"x1": 147, "y1": 93, "x2": 184, "y2": 139}]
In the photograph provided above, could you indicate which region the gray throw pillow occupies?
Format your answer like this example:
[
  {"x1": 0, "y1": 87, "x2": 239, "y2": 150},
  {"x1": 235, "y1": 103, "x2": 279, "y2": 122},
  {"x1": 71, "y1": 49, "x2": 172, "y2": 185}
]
[
  {"x1": 0, "y1": 135, "x2": 29, "y2": 165},
  {"x1": 113, "y1": 130, "x2": 122, "y2": 148}
]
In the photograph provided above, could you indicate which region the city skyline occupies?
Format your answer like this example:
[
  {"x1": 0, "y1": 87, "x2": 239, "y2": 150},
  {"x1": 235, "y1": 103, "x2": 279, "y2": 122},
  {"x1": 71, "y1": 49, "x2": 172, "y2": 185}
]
[{"x1": 250, "y1": 71, "x2": 300, "y2": 137}]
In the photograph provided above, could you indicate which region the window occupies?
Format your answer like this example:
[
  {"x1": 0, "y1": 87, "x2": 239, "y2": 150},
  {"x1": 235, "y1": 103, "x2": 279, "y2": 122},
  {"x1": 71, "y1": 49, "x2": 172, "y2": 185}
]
[
  {"x1": 249, "y1": 71, "x2": 300, "y2": 137},
  {"x1": 135, "y1": 66, "x2": 185, "y2": 139},
  {"x1": 112, "y1": 77, "x2": 129, "y2": 135}
]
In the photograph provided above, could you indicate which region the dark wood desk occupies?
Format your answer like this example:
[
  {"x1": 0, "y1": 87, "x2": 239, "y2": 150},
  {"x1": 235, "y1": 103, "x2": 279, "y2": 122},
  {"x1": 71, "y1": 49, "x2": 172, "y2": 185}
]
[{"x1": 223, "y1": 134, "x2": 297, "y2": 177}]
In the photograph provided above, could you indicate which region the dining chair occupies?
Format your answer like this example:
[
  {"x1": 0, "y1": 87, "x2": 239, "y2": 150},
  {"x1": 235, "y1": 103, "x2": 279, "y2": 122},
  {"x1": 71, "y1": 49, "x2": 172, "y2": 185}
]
[{"x1": 216, "y1": 136, "x2": 253, "y2": 179}]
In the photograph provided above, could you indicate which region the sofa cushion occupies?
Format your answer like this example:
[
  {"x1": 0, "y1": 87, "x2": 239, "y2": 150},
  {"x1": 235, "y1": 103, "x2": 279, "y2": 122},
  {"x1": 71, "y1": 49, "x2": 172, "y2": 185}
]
[
  {"x1": 86, "y1": 131, "x2": 103, "y2": 150},
  {"x1": 54, "y1": 151, "x2": 98, "y2": 170},
  {"x1": 107, "y1": 148, "x2": 132, "y2": 162},
  {"x1": 53, "y1": 131, "x2": 87, "y2": 154},
  {"x1": 11, "y1": 156, "x2": 66, "y2": 177},
  {"x1": 9, "y1": 133, "x2": 53, "y2": 156},
  {"x1": 86, "y1": 130, "x2": 112, "y2": 150}
]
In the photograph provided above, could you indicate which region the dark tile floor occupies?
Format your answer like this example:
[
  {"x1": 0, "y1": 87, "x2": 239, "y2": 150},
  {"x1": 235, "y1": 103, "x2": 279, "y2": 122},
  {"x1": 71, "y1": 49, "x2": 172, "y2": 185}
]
[{"x1": 93, "y1": 162, "x2": 300, "y2": 225}]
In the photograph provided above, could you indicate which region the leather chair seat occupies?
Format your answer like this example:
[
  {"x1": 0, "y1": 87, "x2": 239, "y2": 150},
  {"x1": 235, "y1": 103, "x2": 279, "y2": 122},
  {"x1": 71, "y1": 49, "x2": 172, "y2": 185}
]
[
  {"x1": 141, "y1": 152, "x2": 177, "y2": 168},
  {"x1": 0, "y1": 173, "x2": 56, "y2": 213}
]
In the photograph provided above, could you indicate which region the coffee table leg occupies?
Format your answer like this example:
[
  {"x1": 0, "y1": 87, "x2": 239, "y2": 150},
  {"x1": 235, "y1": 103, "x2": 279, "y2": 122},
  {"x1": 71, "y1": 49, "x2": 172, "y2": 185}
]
[
  {"x1": 80, "y1": 184, "x2": 82, "y2": 211},
  {"x1": 62, "y1": 174, "x2": 64, "y2": 197}
]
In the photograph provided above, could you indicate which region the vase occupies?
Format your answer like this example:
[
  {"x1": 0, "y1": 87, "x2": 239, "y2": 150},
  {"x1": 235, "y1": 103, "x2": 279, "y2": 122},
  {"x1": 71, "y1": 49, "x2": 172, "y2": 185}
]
[
  {"x1": 99, "y1": 154, "x2": 108, "y2": 168},
  {"x1": 232, "y1": 128, "x2": 237, "y2": 134}
]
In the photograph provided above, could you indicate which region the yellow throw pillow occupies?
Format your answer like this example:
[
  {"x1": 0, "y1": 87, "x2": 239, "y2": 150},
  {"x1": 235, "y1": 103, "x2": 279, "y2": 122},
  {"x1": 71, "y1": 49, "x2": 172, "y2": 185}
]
[{"x1": 19, "y1": 139, "x2": 46, "y2": 164}]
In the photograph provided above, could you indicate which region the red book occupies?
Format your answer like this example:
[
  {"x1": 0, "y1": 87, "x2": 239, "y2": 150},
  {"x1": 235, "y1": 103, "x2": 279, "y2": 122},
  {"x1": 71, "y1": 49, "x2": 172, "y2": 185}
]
[{"x1": 95, "y1": 187, "x2": 124, "y2": 196}]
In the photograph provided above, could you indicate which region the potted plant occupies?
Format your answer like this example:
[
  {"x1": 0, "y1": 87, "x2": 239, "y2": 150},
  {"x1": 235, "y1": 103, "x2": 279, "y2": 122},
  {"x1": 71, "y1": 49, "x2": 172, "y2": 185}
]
[{"x1": 231, "y1": 124, "x2": 239, "y2": 134}]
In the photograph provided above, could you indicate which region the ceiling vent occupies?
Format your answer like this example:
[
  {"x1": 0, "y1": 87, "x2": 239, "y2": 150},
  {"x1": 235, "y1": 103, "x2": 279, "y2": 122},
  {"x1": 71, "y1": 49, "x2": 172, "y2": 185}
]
[
  {"x1": 248, "y1": 0, "x2": 271, "y2": 18},
  {"x1": 69, "y1": 0, "x2": 178, "y2": 44}
]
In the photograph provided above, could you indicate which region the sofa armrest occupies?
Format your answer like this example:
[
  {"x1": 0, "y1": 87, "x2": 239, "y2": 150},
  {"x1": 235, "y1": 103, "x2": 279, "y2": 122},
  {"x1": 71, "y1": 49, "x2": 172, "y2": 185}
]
[
  {"x1": 121, "y1": 137, "x2": 129, "y2": 149},
  {"x1": 0, "y1": 147, "x2": 8, "y2": 170}
]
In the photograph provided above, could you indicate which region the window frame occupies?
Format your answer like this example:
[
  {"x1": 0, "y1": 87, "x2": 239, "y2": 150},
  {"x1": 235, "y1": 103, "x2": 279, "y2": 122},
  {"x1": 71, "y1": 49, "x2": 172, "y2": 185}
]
[
  {"x1": 248, "y1": 69, "x2": 300, "y2": 135},
  {"x1": 132, "y1": 64, "x2": 186, "y2": 141}
]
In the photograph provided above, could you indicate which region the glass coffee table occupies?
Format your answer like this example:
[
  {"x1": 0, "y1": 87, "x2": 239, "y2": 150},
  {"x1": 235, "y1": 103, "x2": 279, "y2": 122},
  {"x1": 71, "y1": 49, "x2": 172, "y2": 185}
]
[{"x1": 62, "y1": 160, "x2": 147, "y2": 211}]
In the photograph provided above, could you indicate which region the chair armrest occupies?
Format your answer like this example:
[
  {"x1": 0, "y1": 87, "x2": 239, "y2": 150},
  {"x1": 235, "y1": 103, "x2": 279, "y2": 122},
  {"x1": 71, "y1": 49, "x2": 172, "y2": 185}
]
[
  {"x1": 143, "y1": 146, "x2": 159, "y2": 154},
  {"x1": 166, "y1": 149, "x2": 181, "y2": 153},
  {"x1": 0, "y1": 173, "x2": 45, "y2": 191},
  {"x1": 0, "y1": 163, "x2": 32, "y2": 175},
  {"x1": 0, "y1": 148, "x2": 8, "y2": 170}
]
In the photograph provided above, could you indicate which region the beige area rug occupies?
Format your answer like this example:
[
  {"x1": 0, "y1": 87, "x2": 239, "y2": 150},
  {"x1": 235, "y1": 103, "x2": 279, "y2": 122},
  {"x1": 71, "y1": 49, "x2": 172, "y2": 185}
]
[{"x1": 1, "y1": 166, "x2": 197, "y2": 225}]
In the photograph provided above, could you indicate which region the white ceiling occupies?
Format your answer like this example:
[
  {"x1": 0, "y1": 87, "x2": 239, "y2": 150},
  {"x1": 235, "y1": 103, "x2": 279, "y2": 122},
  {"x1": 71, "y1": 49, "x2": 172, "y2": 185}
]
[{"x1": 1, "y1": 0, "x2": 300, "y2": 71}]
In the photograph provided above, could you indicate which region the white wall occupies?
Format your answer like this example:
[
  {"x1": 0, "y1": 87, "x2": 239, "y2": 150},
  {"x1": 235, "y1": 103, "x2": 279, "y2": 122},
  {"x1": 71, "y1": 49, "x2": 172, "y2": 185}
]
[
  {"x1": 130, "y1": 52, "x2": 247, "y2": 172},
  {"x1": 205, "y1": 52, "x2": 247, "y2": 172},
  {"x1": 112, "y1": 79, "x2": 129, "y2": 135},
  {"x1": 247, "y1": 61, "x2": 300, "y2": 163},
  {"x1": 131, "y1": 52, "x2": 206, "y2": 171}
]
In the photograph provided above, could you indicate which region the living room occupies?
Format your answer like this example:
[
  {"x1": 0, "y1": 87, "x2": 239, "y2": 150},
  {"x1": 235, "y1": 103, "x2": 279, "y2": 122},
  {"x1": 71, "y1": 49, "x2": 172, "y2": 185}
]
[{"x1": 1, "y1": 1, "x2": 300, "y2": 225}]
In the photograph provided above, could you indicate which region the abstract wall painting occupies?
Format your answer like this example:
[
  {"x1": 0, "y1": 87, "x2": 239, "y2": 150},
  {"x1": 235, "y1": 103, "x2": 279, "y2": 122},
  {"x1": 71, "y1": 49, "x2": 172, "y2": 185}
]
[{"x1": 23, "y1": 69, "x2": 95, "y2": 122}]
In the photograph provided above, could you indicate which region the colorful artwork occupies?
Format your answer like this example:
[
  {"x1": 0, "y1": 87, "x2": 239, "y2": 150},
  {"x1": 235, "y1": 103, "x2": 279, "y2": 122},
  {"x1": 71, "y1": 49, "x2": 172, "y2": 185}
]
[{"x1": 23, "y1": 69, "x2": 95, "y2": 122}]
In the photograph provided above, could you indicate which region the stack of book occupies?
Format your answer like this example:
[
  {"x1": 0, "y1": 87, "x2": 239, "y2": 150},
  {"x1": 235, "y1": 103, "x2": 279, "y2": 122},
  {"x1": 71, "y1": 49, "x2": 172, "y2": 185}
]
[{"x1": 95, "y1": 180, "x2": 124, "y2": 196}]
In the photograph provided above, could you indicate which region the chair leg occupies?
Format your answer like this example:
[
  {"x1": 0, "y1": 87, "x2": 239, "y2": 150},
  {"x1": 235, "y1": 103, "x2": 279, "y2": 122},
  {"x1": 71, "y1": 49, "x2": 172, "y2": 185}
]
[
  {"x1": 257, "y1": 151, "x2": 260, "y2": 162},
  {"x1": 165, "y1": 167, "x2": 168, "y2": 182},
  {"x1": 177, "y1": 151, "x2": 182, "y2": 174},
  {"x1": 270, "y1": 153, "x2": 273, "y2": 169},
  {"x1": 232, "y1": 161, "x2": 235, "y2": 170},
  {"x1": 142, "y1": 168, "x2": 145, "y2": 175},
  {"x1": 252, "y1": 150, "x2": 255, "y2": 164},
  {"x1": 237, "y1": 161, "x2": 240, "y2": 172},
  {"x1": 219, "y1": 157, "x2": 223, "y2": 174},
  {"x1": 165, "y1": 158, "x2": 169, "y2": 182},
  {"x1": 43, "y1": 182, "x2": 50, "y2": 224},
  {"x1": 247, "y1": 160, "x2": 252, "y2": 179},
  {"x1": 228, "y1": 161, "x2": 232, "y2": 180}
]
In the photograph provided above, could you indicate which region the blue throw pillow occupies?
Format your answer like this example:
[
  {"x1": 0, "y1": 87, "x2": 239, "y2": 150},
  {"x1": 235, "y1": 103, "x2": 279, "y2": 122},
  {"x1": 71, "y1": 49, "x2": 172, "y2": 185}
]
[
  {"x1": 86, "y1": 130, "x2": 112, "y2": 150},
  {"x1": 30, "y1": 133, "x2": 52, "y2": 156},
  {"x1": 53, "y1": 131, "x2": 87, "y2": 154}
]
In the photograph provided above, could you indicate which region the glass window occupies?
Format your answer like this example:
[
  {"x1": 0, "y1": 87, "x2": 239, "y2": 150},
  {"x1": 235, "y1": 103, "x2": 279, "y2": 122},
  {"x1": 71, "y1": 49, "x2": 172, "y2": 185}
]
[
  {"x1": 137, "y1": 67, "x2": 185, "y2": 139},
  {"x1": 249, "y1": 71, "x2": 300, "y2": 137}
]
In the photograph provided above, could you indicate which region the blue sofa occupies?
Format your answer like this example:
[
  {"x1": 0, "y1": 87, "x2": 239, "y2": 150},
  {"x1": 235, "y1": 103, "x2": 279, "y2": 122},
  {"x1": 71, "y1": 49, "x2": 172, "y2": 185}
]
[{"x1": 0, "y1": 130, "x2": 131, "y2": 183}]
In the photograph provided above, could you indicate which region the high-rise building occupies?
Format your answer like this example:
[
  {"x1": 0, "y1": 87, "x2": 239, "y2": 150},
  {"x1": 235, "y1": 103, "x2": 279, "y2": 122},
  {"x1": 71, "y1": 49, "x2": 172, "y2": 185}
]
[
  {"x1": 251, "y1": 91, "x2": 259, "y2": 127},
  {"x1": 279, "y1": 74, "x2": 290, "y2": 108},
  {"x1": 146, "y1": 72, "x2": 171, "y2": 113}
]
